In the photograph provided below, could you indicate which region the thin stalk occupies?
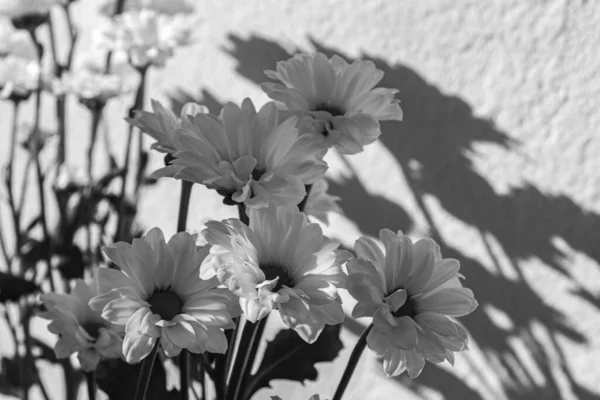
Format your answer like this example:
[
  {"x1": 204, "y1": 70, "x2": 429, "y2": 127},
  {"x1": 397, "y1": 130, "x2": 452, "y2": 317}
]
[
  {"x1": 115, "y1": 66, "x2": 147, "y2": 240},
  {"x1": 199, "y1": 366, "x2": 206, "y2": 400},
  {"x1": 237, "y1": 317, "x2": 268, "y2": 400},
  {"x1": 332, "y1": 324, "x2": 373, "y2": 400},
  {"x1": 0, "y1": 225, "x2": 11, "y2": 270},
  {"x1": 85, "y1": 371, "x2": 96, "y2": 400},
  {"x1": 134, "y1": 340, "x2": 160, "y2": 400},
  {"x1": 34, "y1": 154, "x2": 55, "y2": 292},
  {"x1": 180, "y1": 351, "x2": 190, "y2": 400},
  {"x1": 229, "y1": 317, "x2": 267, "y2": 400},
  {"x1": 176, "y1": 181, "x2": 192, "y2": 400},
  {"x1": 47, "y1": 14, "x2": 67, "y2": 165},
  {"x1": 177, "y1": 181, "x2": 193, "y2": 232},
  {"x1": 62, "y1": 3, "x2": 78, "y2": 71},
  {"x1": 87, "y1": 108, "x2": 103, "y2": 179},
  {"x1": 29, "y1": 31, "x2": 56, "y2": 293},
  {"x1": 103, "y1": 0, "x2": 127, "y2": 72},
  {"x1": 216, "y1": 317, "x2": 239, "y2": 396},
  {"x1": 6, "y1": 101, "x2": 22, "y2": 258},
  {"x1": 17, "y1": 158, "x2": 32, "y2": 216}
]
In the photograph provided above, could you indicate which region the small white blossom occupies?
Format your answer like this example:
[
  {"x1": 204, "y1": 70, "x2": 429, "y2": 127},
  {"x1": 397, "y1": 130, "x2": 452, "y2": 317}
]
[{"x1": 96, "y1": 9, "x2": 192, "y2": 68}]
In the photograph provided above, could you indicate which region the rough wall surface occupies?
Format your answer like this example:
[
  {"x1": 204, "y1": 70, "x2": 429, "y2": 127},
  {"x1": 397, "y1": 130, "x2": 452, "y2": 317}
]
[{"x1": 1, "y1": 0, "x2": 599, "y2": 399}]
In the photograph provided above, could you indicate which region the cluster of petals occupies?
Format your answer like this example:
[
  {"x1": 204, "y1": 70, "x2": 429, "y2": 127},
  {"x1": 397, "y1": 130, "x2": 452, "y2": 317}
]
[
  {"x1": 261, "y1": 52, "x2": 403, "y2": 155},
  {"x1": 54, "y1": 51, "x2": 136, "y2": 106},
  {"x1": 129, "y1": 99, "x2": 208, "y2": 154},
  {"x1": 38, "y1": 279, "x2": 123, "y2": 371},
  {"x1": 89, "y1": 228, "x2": 237, "y2": 363},
  {"x1": 153, "y1": 98, "x2": 328, "y2": 209},
  {"x1": 347, "y1": 229, "x2": 477, "y2": 378},
  {"x1": 96, "y1": 9, "x2": 191, "y2": 68},
  {"x1": 0, "y1": 23, "x2": 41, "y2": 100},
  {"x1": 201, "y1": 206, "x2": 350, "y2": 343},
  {"x1": 98, "y1": 0, "x2": 194, "y2": 17}
]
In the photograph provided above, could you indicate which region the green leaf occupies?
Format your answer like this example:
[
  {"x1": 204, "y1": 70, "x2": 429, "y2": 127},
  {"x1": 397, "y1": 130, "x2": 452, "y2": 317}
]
[
  {"x1": 244, "y1": 324, "x2": 344, "y2": 400},
  {"x1": 0, "y1": 272, "x2": 40, "y2": 303}
]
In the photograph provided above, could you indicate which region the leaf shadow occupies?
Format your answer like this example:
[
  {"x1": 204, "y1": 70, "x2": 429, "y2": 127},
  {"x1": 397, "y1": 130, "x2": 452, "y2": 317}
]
[{"x1": 223, "y1": 33, "x2": 597, "y2": 400}]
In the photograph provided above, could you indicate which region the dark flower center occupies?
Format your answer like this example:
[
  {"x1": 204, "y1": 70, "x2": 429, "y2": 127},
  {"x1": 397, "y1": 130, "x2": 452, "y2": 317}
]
[
  {"x1": 251, "y1": 168, "x2": 265, "y2": 181},
  {"x1": 149, "y1": 289, "x2": 182, "y2": 321},
  {"x1": 260, "y1": 263, "x2": 293, "y2": 292},
  {"x1": 82, "y1": 321, "x2": 105, "y2": 339},
  {"x1": 392, "y1": 295, "x2": 417, "y2": 319},
  {"x1": 314, "y1": 103, "x2": 345, "y2": 117}
]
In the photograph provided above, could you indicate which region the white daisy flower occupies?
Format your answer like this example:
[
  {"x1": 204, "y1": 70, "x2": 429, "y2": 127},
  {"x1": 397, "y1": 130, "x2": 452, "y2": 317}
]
[
  {"x1": 54, "y1": 51, "x2": 137, "y2": 108},
  {"x1": 201, "y1": 206, "x2": 350, "y2": 343},
  {"x1": 0, "y1": 22, "x2": 40, "y2": 100},
  {"x1": 96, "y1": 9, "x2": 191, "y2": 68},
  {"x1": 38, "y1": 279, "x2": 123, "y2": 372},
  {"x1": 261, "y1": 52, "x2": 403, "y2": 155},
  {"x1": 347, "y1": 229, "x2": 477, "y2": 378},
  {"x1": 154, "y1": 98, "x2": 328, "y2": 209},
  {"x1": 89, "y1": 228, "x2": 237, "y2": 363}
]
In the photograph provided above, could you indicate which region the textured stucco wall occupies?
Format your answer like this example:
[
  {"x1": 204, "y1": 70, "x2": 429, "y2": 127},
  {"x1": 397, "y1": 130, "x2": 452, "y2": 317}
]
[{"x1": 1, "y1": 0, "x2": 599, "y2": 399}]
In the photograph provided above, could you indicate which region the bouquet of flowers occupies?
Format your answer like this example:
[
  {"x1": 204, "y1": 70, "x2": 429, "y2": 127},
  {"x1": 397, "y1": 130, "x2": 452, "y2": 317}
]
[{"x1": 0, "y1": 1, "x2": 477, "y2": 399}]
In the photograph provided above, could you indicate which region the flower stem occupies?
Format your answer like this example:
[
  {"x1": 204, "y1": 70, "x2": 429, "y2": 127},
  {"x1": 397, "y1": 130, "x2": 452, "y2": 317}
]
[
  {"x1": 116, "y1": 66, "x2": 148, "y2": 241},
  {"x1": 47, "y1": 12, "x2": 67, "y2": 165},
  {"x1": 85, "y1": 371, "x2": 96, "y2": 400},
  {"x1": 229, "y1": 317, "x2": 267, "y2": 400},
  {"x1": 6, "y1": 101, "x2": 22, "y2": 261},
  {"x1": 332, "y1": 324, "x2": 373, "y2": 400},
  {"x1": 134, "y1": 340, "x2": 160, "y2": 400},
  {"x1": 29, "y1": 31, "x2": 56, "y2": 292},
  {"x1": 180, "y1": 350, "x2": 190, "y2": 400},
  {"x1": 177, "y1": 181, "x2": 193, "y2": 232},
  {"x1": 87, "y1": 108, "x2": 103, "y2": 179}
]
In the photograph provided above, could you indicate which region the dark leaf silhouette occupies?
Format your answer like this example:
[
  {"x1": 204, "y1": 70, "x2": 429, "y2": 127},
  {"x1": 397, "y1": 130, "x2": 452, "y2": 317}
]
[
  {"x1": 244, "y1": 324, "x2": 343, "y2": 400},
  {"x1": 0, "y1": 357, "x2": 36, "y2": 397},
  {"x1": 96, "y1": 357, "x2": 178, "y2": 400},
  {"x1": 19, "y1": 237, "x2": 50, "y2": 272},
  {"x1": 55, "y1": 243, "x2": 85, "y2": 280},
  {"x1": 0, "y1": 272, "x2": 40, "y2": 302}
]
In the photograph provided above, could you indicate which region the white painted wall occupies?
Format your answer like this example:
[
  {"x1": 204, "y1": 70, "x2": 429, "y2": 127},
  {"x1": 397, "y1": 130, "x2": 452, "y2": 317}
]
[{"x1": 1, "y1": 0, "x2": 599, "y2": 399}]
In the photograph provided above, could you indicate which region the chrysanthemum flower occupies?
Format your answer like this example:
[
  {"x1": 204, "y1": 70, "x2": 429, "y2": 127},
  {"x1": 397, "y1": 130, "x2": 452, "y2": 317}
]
[
  {"x1": 54, "y1": 52, "x2": 136, "y2": 109},
  {"x1": 0, "y1": 23, "x2": 41, "y2": 101},
  {"x1": 96, "y1": 9, "x2": 191, "y2": 68},
  {"x1": 128, "y1": 99, "x2": 208, "y2": 154},
  {"x1": 0, "y1": 55, "x2": 40, "y2": 100},
  {"x1": 261, "y1": 53, "x2": 403, "y2": 155},
  {"x1": 303, "y1": 179, "x2": 340, "y2": 224},
  {"x1": 89, "y1": 228, "x2": 237, "y2": 363},
  {"x1": 99, "y1": 0, "x2": 194, "y2": 17},
  {"x1": 347, "y1": 230, "x2": 477, "y2": 378},
  {"x1": 272, "y1": 396, "x2": 322, "y2": 400},
  {"x1": 201, "y1": 206, "x2": 349, "y2": 343},
  {"x1": 154, "y1": 98, "x2": 328, "y2": 209},
  {"x1": 38, "y1": 279, "x2": 123, "y2": 371}
]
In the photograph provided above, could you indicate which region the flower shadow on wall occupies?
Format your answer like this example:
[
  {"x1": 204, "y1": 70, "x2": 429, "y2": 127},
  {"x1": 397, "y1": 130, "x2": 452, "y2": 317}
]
[{"x1": 220, "y1": 34, "x2": 600, "y2": 400}]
